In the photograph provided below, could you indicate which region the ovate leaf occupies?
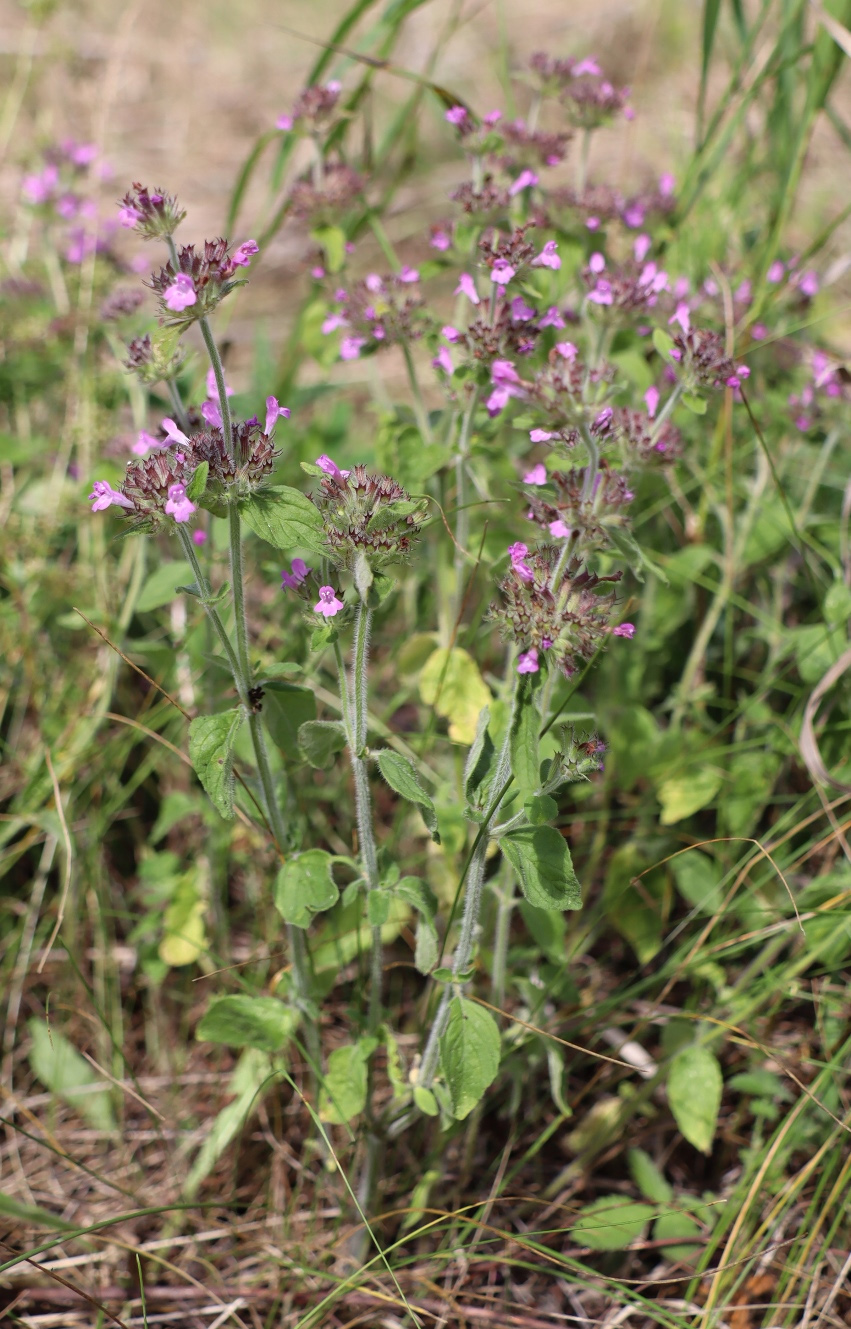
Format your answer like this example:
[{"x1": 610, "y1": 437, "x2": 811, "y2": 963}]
[
  {"x1": 376, "y1": 750, "x2": 440, "y2": 841},
  {"x1": 667, "y1": 1044, "x2": 723, "y2": 1153},
  {"x1": 319, "y1": 1039, "x2": 376, "y2": 1124},
  {"x1": 419, "y1": 647, "x2": 492, "y2": 744},
  {"x1": 657, "y1": 768, "x2": 722, "y2": 825},
  {"x1": 510, "y1": 677, "x2": 540, "y2": 800},
  {"x1": 263, "y1": 683, "x2": 316, "y2": 754},
  {"x1": 501, "y1": 825, "x2": 582, "y2": 911},
  {"x1": 188, "y1": 708, "x2": 244, "y2": 820},
  {"x1": 628, "y1": 1147, "x2": 673, "y2": 1203},
  {"x1": 27, "y1": 1020, "x2": 116, "y2": 1130},
  {"x1": 183, "y1": 1049, "x2": 275, "y2": 1198},
  {"x1": 239, "y1": 485, "x2": 325, "y2": 554},
  {"x1": 439, "y1": 997, "x2": 501, "y2": 1120},
  {"x1": 298, "y1": 719, "x2": 347, "y2": 769},
  {"x1": 137, "y1": 560, "x2": 194, "y2": 612},
  {"x1": 196, "y1": 995, "x2": 298, "y2": 1051},
  {"x1": 159, "y1": 873, "x2": 207, "y2": 966},
  {"x1": 572, "y1": 1196, "x2": 655, "y2": 1251},
  {"x1": 274, "y1": 849, "x2": 339, "y2": 928}
]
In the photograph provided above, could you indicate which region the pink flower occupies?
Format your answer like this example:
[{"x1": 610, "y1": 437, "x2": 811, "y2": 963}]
[
  {"x1": 281, "y1": 558, "x2": 311, "y2": 589},
  {"x1": 511, "y1": 297, "x2": 536, "y2": 322},
  {"x1": 398, "y1": 265, "x2": 419, "y2": 283},
  {"x1": 798, "y1": 270, "x2": 819, "y2": 298},
  {"x1": 574, "y1": 57, "x2": 601, "y2": 75},
  {"x1": 523, "y1": 462, "x2": 547, "y2": 485},
  {"x1": 70, "y1": 142, "x2": 97, "y2": 165},
  {"x1": 659, "y1": 173, "x2": 675, "y2": 196},
  {"x1": 23, "y1": 165, "x2": 58, "y2": 204},
  {"x1": 555, "y1": 341, "x2": 578, "y2": 360},
  {"x1": 539, "y1": 306, "x2": 565, "y2": 329},
  {"x1": 322, "y1": 312, "x2": 348, "y2": 334},
  {"x1": 530, "y1": 428, "x2": 555, "y2": 443},
  {"x1": 644, "y1": 386, "x2": 659, "y2": 418},
  {"x1": 532, "y1": 240, "x2": 561, "y2": 270},
  {"x1": 132, "y1": 430, "x2": 161, "y2": 456},
  {"x1": 491, "y1": 259, "x2": 516, "y2": 285},
  {"x1": 767, "y1": 260, "x2": 785, "y2": 284},
  {"x1": 673, "y1": 276, "x2": 690, "y2": 300},
  {"x1": 311, "y1": 265, "x2": 326, "y2": 279},
  {"x1": 751, "y1": 322, "x2": 768, "y2": 340},
  {"x1": 365, "y1": 273, "x2": 383, "y2": 293},
  {"x1": 265, "y1": 396, "x2": 291, "y2": 434},
  {"x1": 586, "y1": 217, "x2": 600, "y2": 231},
  {"x1": 165, "y1": 482, "x2": 196, "y2": 523},
  {"x1": 613, "y1": 623, "x2": 635, "y2": 638},
  {"x1": 193, "y1": 529, "x2": 207, "y2": 546},
  {"x1": 118, "y1": 204, "x2": 143, "y2": 228},
  {"x1": 162, "y1": 418, "x2": 190, "y2": 446},
  {"x1": 669, "y1": 302, "x2": 690, "y2": 335},
  {"x1": 442, "y1": 324, "x2": 462, "y2": 342},
  {"x1": 623, "y1": 202, "x2": 643, "y2": 227},
  {"x1": 432, "y1": 347, "x2": 453, "y2": 375},
  {"x1": 724, "y1": 365, "x2": 750, "y2": 389},
  {"x1": 508, "y1": 542, "x2": 535, "y2": 582},
  {"x1": 230, "y1": 239, "x2": 259, "y2": 268},
  {"x1": 316, "y1": 454, "x2": 351, "y2": 480},
  {"x1": 509, "y1": 169, "x2": 539, "y2": 196},
  {"x1": 340, "y1": 335, "x2": 367, "y2": 360},
  {"x1": 589, "y1": 252, "x2": 606, "y2": 274},
  {"x1": 277, "y1": 113, "x2": 294, "y2": 131},
  {"x1": 314, "y1": 585, "x2": 345, "y2": 617},
  {"x1": 88, "y1": 480, "x2": 133, "y2": 512},
  {"x1": 164, "y1": 273, "x2": 196, "y2": 312},
  {"x1": 206, "y1": 367, "x2": 234, "y2": 400},
  {"x1": 455, "y1": 273, "x2": 480, "y2": 304},
  {"x1": 430, "y1": 228, "x2": 451, "y2": 251},
  {"x1": 549, "y1": 519, "x2": 570, "y2": 538},
  {"x1": 445, "y1": 106, "x2": 468, "y2": 125},
  {"x1": 483, "y1": 109, "x2": 502, "y2": 125},
  {"x1": 634, "y1": 234, "x2": 652, "y2": 263},
  {"x1": 201, "y1": 400, "x2": 222, "y2": 428},
  {"x1": 588, "y1": 280, "x2": 613, "y2": 306},
  {"x1": 517, "y1": 647, "x2": 539, "y2": 674}
]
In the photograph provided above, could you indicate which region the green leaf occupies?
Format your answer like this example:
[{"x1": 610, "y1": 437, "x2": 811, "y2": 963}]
[
  {"x1": 572, "y1": 1196, "x2": 655, "y2": 1251},
  {"x1": 298, "y1": 719, "x2": 347, "y2": 769},
  {"x1": 464, "y1": 706, "x2": 495, "y2": 806},
  {"x1": 395, "y1": 876, "x2": 439, "y2": 973},
  {"x1": 657, "y1": 768, "x2": 722, "y2": 825},
  {"x1": 185, "y1": 460, "x2": 209, "y2": 502},
  {"x1": 136, "y1": 560, "x2": 194, "y2": 612},
  {"x1": 510, "y1": 676, "x2": 540, "y2": 800},
  {"x1": 419, "y1": 647, "x2": 492, "y2": 745},
  {"x1": 652, "y1": 327, "x2": 675, "y2": 358},
  {"x1": 367, "y1": 889, "x2": 391, "y2": 926},
  {"x1": 259, "y1": 662, "x2": 302, "y2": 680},
  {"x1": 159, "y1": 873, "x2": 207, "y2": 967},
  {"x1": 239, "y1": 485, "x2": 325, "y2": 554},
  {"x1": 668, "y1": 1044, "x2": 723, "y2": 1153},
  {"x1": 439, "y1": 997, "x2": 501, "y2": 1120},
  {"x1": 183, "y1": 1049, "x2": 275, "y2": 1198},
  {"x1": 319, "y1": 1040, "x2": 374, "y2": 1124},
  {"x1": 670, "y1": 850, "x2": 725, "y2": 915},
  {"x1": 196, "y1": 995, "x2": 298, "y2": 1051},
  {"x1": 602, "y1": 843, "x2": 664, "y2": 963},
  {"x1": 395, "y1": 875, "x2": 438, "y2": 920},
  {"x1": 376, "y1": 750, "x2": 440, "y2": 841},
  {"x1": 519, "y1": 901, "x2": 566, "y2": 963},
  {"x1": 652, "y1": 1210, "x2": 703, "y2": 1262},
  {"x1": 274, "y1": 849, "x2": 339, "y2": 928},
  {"x1": 607, "y1": 525, "x2": 670, "y2": 584},
  {"x1": 501, "y1": 825, "x2": 582, "y2": 911},
  {"x1": 524, "y1": 794, "x2": 558, "y2": 825},
  {"x1": 413, "y1": 1085, "x2": 439, "y2": 1116},
  {"x1": 413, "y1": 919, "x2": 439, "y2": 973},
  {"x1": 310, "y1": 223, "x2": 347, "y2": 272},
  {"x1": 628, "y1": 1147, "x2": 673, "y2": 1203},
  {"x1": 27, "y1": 1020, "x2": 116, "y2": 1130},
  {"x1": 188, "y1": 708, "x2": 244, "y2": 821},
  {"x1": 682, "y1": 393, "x2": 707, "y2": 415},
  {"x1": 263, "y1": 682, "x2": 316, "y2": 755}
]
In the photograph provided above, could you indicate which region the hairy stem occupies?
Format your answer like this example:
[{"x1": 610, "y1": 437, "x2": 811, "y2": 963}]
[
  {"x1": 418, "y1": 676, "x2": 517, "y2": 1089},
  {"x1": 453, "y1": 388, "x2": 480, "y2": 617},
  {"x1": 402, "y1": 342, "x2": 433, "y2": 447},
  {"x1": 166, "y1": 378, "x2": 191, "y2": 435},
  {"x1": 199, "y1": 316, "x2": 233, "y2": 446}
]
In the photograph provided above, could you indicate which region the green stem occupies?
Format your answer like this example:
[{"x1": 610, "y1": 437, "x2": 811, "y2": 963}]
[
  {"x1": 227, "y1": 502, "x2": 252, "y2": 689},
  {"x1": 401, "y1": 343, "x2": 432, "y2": 447},
  {"x1": 491, "y1": 868, "x2": 515, "y2": 1010},
  {"x1": 453, "y1": 389, "x2": 480, "y2": 615},
  {"x1": 176, "y1": 525, "x2": 245, "y2": 699},
  {"x1": 199, "y1": 317, "x2": 232, "y2": 448},
  {"x1": 166, "y1": 378, "x2": 191, "y2": 435},
  {"x1": 418, "y1": 674, "x2": 518, "y2": 1089}
]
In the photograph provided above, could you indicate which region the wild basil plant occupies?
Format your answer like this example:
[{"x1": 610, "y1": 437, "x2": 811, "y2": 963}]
[{"x1": 87, "y1": 52, "x2": 769, "y2": 1213}]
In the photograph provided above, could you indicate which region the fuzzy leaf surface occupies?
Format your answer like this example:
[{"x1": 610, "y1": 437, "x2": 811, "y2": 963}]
[
  {"x1": 501, "y1": 825, "x2": 582, "y2": 911},
  {"x1": 439, "y1": 997, "x2": 501, "y2": 1120},
  {"x1": 188, "y1": 708, "x2": 244, "y2": 821}
]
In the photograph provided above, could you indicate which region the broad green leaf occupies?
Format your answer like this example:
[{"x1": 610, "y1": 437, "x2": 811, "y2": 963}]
[
  {"x1": 263, "y1": 682, "x2": 316, "y2": 755},
  {"x1": 159, "y1": 873, "x2": 207, "y2": 966},
  {"x1": 667, "y1": 1044, "x2": 723, "y2": 1153},
  {"x1": 197, "y1": 995, "x2": 298, "y2": 1051},
  {"x1": 27, "y1": 1020, "x2": 115, "y2": 1131},
  {"x1": 367, "y1": 888, "x2": 391, "y2": 926},
  {"x1": 501, "y1": 825, "x2": 582, "y2": 911},
  {"x1": 383, "y1": 1024, "x2": 407, "y2": 1101},
  {"x1": 519, "y1": 900, "x2": 566, "y2": 963},
  {"x1": 184, "y1": 1049, "x2": 275, "y2": 1198},
  {"x1": 319, "y1": 1039, "x2": 374, "y2": 1124},
  {"x1": 670, "y1": 850, "x2": 724, "y2": 916},
  {"x1": 682, "y1": 393, "x2": 707, "y2": 415},
  {"x1": 652, "y1": 1210, "x2": 702, "y2": 1261},
  {"x1": 652, "y1": 327, "x2": 675, "y2": 358},
  {"x1": 657, "y1": 768, "x2": 722, "y2": 825},
  {"x1": 572, "y1": 1196, "x2": 655, "y2": 1251},
  {"x1": 188, "y1": 708, "x2": 244, "y2": 820},
  {"x1": 510, "y1": 677, "x2": 540, "y2": 800},
  {"x1": 419, "y1": 647, "x2": 492, "y2": 745},
  {"x1": 628, "y1": 1147, "x2": 673, "y2": 1203},
  {"x1": 395, "y1": 875, "x2": 438, "y2": 920},
  {"x1": 239, "y1": 485, "x2": 325, "y2": 554},
  {"x1": 524, "y1": 794, "x2": 558, "y2": 824},
  {"x1": 413, "y1": 1086, "x2": 439, "y2": 1116},
  {"x1": 413, "y1": 918, "x2": 439, "y2": 973},
  {"x1": 395, "y1": 876, "x2": 439, "y2": 973},
  {"x1": 311, "y1": 223, "x2": 347, "y2": 272},
  {"x1": 136, "y1": 560, "x2": 194, "y2": 612},
  {"x1": 185, "y1": 460, "x2": 209, "y2": 502},
  {"x1": 298, "y1": 719, "x2": 347, "y2": 769},
  {"x1": 259, "y1": 661, "x2": 301, "y2": 680},
  {"x1": 439, "y1": 997, "x2": 501, "y2": 1120},
  {"x1": 376, "y1": 749, "x2": 440, "y2": 841},
  {"x1": 607, "y1": 706, "x2": 661, "y2": 789},
  {"x1": 274, "y1": 849, "x2": 339, "y2": 928},
  {"x1": 602, "y1": 843, "x2": 664, "y2": 963}
]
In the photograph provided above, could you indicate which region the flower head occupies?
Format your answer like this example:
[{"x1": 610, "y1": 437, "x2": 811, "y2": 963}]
[
  {"x1": 532, "y1": 240, "x2": 561, "y2": 270},
  {"x1": 162, "y1": 418, "x2": 191, "y2": 446},
  {"x1": 164, "y1": 482, "x2": 196, "y2": 523},
  {"x1": 230, "y1": 239, "x2": 259, "y2": 268},
  {"x1": 523, "y1": 462, "x2": 548, "y2": 485},
  {"x1": 517, "y1": 647, "x2": 540, "y2": 674},
  {"x1": 316, "y1": 454, "x2": 351, "y2": 481},
  {"x1": 193, "y1": 529, "x2": 207, "y2": 545},
  {"x1": 282, "y1": 558, "x2": 311, "y2": 589},
  {"x1": 117, "y1": 183, "x2": 185, "y2": 239},
  {"x1": 455, "y1": 273, "x2": 480, "y2": 305},
  {"x1": 510, "y1": 169, "x2": 539, "y2": 196},
  {"x1": 314, "y1": 585, "x2": 345, "y2": 617},
  {"x1": 612, "y1": 622, "x2": 635, "y2": 638},
  {"x1": 132, "y1": 430, "x2": 163, "y2": 456},
  {"x1": 163, "y1": 273, "x2": 197, "y2": 312}
]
